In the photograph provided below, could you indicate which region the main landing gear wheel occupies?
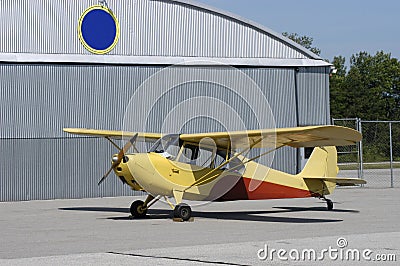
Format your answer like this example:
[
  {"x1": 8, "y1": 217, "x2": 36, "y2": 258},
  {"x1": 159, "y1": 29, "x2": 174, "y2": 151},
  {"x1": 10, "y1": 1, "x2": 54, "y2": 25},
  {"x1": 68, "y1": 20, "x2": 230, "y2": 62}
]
[
  {"x1": 130, "y1": 200, "x2": 147, "y2": 218},
  {"x1": 326, "y1": 199, "x2": 333, "y2": 211},
  {"x1": 173, "y1": 203, "x2": 192, "y2": 221}
]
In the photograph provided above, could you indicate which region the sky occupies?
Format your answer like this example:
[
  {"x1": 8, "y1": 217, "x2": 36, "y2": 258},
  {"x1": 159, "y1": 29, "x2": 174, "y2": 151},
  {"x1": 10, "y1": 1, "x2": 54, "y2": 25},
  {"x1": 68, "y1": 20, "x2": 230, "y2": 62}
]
[{"x1": 195, "y1": 0, "x2": 399, "y2": 65}]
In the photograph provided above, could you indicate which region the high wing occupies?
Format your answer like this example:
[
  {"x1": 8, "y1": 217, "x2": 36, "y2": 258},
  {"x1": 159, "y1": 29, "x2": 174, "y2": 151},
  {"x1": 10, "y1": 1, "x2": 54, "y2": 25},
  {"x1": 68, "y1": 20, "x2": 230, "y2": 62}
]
[
  {"x1": 63, "y1": 128, "x2": 161, "y2": 142},
  {"x1": 180, "y1": 125, "x2": 361, "y2": 149},
  {"x1": 64, "y1": 125, "x2": 361, "y2": 149}
]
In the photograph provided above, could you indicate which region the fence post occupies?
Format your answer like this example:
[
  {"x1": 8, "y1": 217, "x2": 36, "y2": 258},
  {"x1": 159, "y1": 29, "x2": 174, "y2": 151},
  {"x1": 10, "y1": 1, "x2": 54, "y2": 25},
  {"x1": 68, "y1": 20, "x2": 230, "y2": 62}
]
[
  {"x1": 389, "y1": 122, "x2": 394, "y2": 188},
  {"x1": 357, "y1": 118, "x2": 364, "y2": 179}
]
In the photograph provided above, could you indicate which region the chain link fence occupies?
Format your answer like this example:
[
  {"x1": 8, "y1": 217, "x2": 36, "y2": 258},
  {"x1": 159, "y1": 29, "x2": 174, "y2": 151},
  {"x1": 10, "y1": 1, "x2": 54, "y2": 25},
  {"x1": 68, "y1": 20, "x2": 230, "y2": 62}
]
[{"x1": 332, "y1": 118, "x2": 399, "y2": 188}]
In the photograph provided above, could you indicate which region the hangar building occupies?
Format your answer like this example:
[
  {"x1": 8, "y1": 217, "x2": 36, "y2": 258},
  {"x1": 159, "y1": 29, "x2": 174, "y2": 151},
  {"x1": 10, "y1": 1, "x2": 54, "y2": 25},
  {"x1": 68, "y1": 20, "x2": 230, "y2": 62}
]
[{"x1": 0, "y1": 0, "x2": 331, "y2": 201}]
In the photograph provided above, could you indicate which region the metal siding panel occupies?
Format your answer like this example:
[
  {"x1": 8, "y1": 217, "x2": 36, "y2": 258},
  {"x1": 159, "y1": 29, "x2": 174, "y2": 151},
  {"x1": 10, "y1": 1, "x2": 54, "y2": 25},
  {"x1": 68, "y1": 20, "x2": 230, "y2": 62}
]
[
  {"x1": 241, "y1": 68, "x2": 297, "y2": 127},
  {"x1": 325, "y1": 68, "x2": 331, "y2": 124},
  {"x1": 297, "y1": 67, "x2": 330, "y2": 126},
  {"x1": 127, "y1": 0, "x2": 308, "y2": 58},
  {"x1": 242, "y1": 68, "x2": 297, "y2": 173},
  {"x1": 0, "y1": 0, "x2": 308, "y2": 59},
  {"x1": 0, "y1": 65, "x2": 297, "y2": 138},
  {"x1": 0, "y1": 138, "x2": 141, "y2": 202},
  {"x1": 0, "y1": 64, "x2": 160, "y2": 139},
  {"x1": 144, "y1": 67, "x2": 268, "y2": 133}
]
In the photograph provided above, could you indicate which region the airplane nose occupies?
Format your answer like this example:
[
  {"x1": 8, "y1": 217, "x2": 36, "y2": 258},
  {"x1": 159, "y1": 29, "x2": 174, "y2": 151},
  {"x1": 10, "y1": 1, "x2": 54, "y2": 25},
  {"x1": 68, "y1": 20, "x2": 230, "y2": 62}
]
[
  {"x1": 130, "y1": 156, "x2": 147, "y2": 172},
  {"x1": 127, "y1": 154, "x2": 155, "y2": 180},
  {"x1": 112, "y1": 154, "x2": 129, "y2": 163}
]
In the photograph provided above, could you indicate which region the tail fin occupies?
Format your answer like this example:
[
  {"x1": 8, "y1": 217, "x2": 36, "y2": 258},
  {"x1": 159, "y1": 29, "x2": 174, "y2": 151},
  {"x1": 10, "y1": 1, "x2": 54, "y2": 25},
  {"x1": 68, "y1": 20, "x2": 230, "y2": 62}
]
[
  {"x1": 300, "y1": 146, "x2": 338, "y2": 178},
  {"x1": 298, "y1": 146, "x2": 366, "y2": 196},
  {"x1": 298, "y1": 146, "x2": 338, "y2": 195}
]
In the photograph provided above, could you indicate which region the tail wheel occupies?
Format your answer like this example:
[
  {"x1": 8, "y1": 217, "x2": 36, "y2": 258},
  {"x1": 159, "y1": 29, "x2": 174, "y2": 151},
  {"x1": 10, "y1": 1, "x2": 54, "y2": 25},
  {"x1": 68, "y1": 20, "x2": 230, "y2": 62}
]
[
  {"x1": 130, "y1": 200, "x2": 147, "y2": 218},
  {"x1": 326, "y1": 199, "x2": 333, "y2": 211},
  {"x1": 173, "y1": 203, "x2": 192, "y2": 221}
]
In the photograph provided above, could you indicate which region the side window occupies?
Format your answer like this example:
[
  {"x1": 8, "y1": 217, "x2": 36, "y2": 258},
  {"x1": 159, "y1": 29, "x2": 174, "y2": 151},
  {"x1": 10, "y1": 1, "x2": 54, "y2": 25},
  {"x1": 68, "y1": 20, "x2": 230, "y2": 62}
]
[
  {"x1": 304, "y1": 147, "x2": 314, "y2": 159},
  {"x1": 193, "y1": 148, "x2": 214, "y2": 167},
  {"x1": 175, "y1": 142, "x2": 234, "y2": 170},
  {"x1": 177, "y1": 146, "x2": 194, "y2": 164},
  {"x1": 213, "y1": 153, "x2": 226, "y2": 168},
  {"x1": 165, "y1": 145, "x2": 181, "y2": 159}
]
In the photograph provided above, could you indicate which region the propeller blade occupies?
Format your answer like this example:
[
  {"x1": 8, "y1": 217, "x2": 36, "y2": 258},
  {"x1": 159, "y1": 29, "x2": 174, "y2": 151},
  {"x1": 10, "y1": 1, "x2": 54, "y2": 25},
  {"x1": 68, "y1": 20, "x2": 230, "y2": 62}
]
[
  {"x1": 98, "y1": 133, "x2": 139, "y2": 185},
  {"x1": 98, "y1": 166, "x2": 113, "y2": 185},
  {"x1": 98, "y1": 160, "x2": 120, "y2": 185},
  {"x1": 122, "y1": 133, "x2": 139, "y2": 154}
]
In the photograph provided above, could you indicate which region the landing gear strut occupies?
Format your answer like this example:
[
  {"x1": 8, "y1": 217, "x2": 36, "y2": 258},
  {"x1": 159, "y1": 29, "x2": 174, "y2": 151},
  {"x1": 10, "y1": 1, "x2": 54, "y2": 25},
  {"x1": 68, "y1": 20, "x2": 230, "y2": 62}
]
[
  {"x1": 326, "y1": 199, "x2": 333, "y2": 211},
  {"x1": 317, "y1": 196, "x2": 334, "y2": 211},
  {"x1": 326, "y1": 199, "x2": 333, "y2": 210},
  {"x1": 129, "y1": 195, "x2": 193, "y2": 221},
  {"x1": 130, "y1": 195, "x2": 160, "y2": 218}
]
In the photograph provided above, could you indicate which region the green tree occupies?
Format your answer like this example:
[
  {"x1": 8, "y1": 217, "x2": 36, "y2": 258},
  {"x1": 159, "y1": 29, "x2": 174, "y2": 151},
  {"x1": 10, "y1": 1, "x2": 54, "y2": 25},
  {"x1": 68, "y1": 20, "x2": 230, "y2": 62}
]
[
  {"x1": 333, "y1": 51, "x2": 400, "y2": 120},
  {"x1": 330, "y1": 52, "x2": 400, "y2": 162},
  {"x1": 282, "y1": 32, "x2": 321, "y2": 56},
  {"x1": 329, "y1": 56, "x2": 348, "y2": 116}
]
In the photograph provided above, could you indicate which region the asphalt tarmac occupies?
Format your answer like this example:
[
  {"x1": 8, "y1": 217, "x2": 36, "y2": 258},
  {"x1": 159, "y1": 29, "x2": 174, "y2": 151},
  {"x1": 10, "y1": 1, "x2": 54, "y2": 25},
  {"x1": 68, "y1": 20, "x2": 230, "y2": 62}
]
[
  {"x1": 1, "y1": 187, "x2": 399, "y2": 265},
  {"x1": 341, "y1": 169, "x2": 398, "y2": 188}
]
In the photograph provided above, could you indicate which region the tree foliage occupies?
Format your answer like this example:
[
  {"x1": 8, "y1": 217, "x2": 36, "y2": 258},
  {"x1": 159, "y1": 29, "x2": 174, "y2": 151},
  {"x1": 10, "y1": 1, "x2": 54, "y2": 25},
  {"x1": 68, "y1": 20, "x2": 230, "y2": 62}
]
[
  {"x1": 330, "y1": 51, "x2": 400, "y2": 120},
  {"x1": 282, "y1": 32, "x2": 400, "y2": 120},
  {"x1": 287, "y1": 31, "x2": 400, "y2": 162},
  {"x1": 282, "y1": 32, "x2": 321, "y2": 56}
]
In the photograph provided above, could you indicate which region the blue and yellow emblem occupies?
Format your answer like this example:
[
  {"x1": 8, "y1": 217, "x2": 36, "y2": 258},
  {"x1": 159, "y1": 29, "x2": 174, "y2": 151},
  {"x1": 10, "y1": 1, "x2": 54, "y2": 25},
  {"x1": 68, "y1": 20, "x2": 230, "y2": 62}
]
[{"x1": 78, "y1": 5, "x2": 120, "y2": 54}]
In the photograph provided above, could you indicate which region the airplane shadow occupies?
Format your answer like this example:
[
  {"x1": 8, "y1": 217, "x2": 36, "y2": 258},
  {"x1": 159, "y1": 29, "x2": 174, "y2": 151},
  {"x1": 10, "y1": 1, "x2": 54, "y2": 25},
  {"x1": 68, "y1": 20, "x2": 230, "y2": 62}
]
[
  {"x1": 60, "y1": 207, "x2": 128, "y2": 213},
  {"x1": 59, "y1": 206, "x2": 357, "y2": 223}
]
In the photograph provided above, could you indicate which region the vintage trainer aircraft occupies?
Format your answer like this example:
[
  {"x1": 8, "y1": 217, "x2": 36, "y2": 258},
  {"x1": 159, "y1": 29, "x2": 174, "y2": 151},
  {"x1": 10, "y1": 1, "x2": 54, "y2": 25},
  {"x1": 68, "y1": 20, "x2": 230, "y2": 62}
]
[{"x1": 64, "y1": 126, "x2": 366, "y2": 221}]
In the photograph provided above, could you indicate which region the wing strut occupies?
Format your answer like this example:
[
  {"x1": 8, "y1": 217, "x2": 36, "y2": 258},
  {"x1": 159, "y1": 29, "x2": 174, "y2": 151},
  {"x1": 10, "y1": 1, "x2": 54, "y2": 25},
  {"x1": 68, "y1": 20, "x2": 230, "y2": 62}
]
[
  {"x1": 98, "y1": 133, "x2": 138, "y2": 185},
  {"x1": 190, "y1": 142, "x2": 289, "y2": 189},
  {"x1": 183, "y1": 137, "x2": 265, "y2": 192},
  {"x1": 105, "y1": 136, "x2": 121, "y2": 150}
]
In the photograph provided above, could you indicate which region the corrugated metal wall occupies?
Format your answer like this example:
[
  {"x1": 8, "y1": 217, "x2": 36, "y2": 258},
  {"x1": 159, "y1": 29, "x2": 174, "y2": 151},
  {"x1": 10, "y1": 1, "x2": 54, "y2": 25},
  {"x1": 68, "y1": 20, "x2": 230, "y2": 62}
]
[
  {"x1": 0, "y1": 0, "x2": 309, "y2": 59},
  {"x1": 296, "y1": 67, "x2": 330, "y2": 125},
  {"x1": 0, "y1": 64, "x2": 159, "y2": 138},
  {"x1": 0, "y1": 63, "x2": 310, "y2": 201},
  {"x1": 0, "y1": 65, "x2": 300, "y2": 139},
  {"x1": 0, "y1": 138, "x2": 138, "y2": 201}
]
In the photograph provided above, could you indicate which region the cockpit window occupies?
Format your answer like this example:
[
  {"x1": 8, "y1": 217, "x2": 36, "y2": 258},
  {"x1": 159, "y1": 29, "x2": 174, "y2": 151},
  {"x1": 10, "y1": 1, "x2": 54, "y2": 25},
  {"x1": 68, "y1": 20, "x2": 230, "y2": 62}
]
[
  {"x1": 175, "y1": 141, "x2": 230, "y2": 169},
  {"x1": 177, "y1": 144, "x2": 195, "y2": 164},
  {"x1": 193, "y1": 148, "x2": 214, "y2": 167},
  {"x1": 150, "y1": 137, "x2": 243, "y2": 171},
  {"x1": 149, "y1": 134, "x2": 180, "y2": 159}
]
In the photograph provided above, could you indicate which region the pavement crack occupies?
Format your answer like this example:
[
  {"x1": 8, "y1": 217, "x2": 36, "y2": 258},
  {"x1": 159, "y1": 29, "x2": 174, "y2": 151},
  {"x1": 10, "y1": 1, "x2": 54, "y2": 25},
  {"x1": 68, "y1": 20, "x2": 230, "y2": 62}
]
[{"x1": 108, "y1": 251, "x2": 250, "y2": 266}]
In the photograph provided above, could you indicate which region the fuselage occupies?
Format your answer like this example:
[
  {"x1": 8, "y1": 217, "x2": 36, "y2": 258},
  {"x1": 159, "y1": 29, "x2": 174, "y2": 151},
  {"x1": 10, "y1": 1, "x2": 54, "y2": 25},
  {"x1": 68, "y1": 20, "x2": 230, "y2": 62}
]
[{"x1": 113, "y1": 152, "x2": 329, "y2": 201}]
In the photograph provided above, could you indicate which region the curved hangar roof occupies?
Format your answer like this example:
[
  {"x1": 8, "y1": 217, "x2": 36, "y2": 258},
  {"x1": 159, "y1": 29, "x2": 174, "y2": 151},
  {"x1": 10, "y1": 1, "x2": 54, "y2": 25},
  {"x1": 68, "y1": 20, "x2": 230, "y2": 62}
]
[{"x1": 0, "y1": 0, "x2": 329, "y2": 67}]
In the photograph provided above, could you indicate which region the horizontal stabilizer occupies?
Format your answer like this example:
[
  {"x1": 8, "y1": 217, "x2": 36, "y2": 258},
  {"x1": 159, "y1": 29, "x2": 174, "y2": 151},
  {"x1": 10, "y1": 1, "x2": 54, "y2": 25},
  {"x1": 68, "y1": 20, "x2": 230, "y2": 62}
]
[{"x1": 304, "y1": 176, "x2": 366, "y2": 186}]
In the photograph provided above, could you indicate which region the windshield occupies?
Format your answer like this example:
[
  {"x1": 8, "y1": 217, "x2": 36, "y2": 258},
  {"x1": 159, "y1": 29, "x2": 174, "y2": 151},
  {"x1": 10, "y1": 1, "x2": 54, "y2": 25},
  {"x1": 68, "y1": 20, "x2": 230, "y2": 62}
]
[{"x1": 149, "y1": 134, "x2": 180, "y2": 159}]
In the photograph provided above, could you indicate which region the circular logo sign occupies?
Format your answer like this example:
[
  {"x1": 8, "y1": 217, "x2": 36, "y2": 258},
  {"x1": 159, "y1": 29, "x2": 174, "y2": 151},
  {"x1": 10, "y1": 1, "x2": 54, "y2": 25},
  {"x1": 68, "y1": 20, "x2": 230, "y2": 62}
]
[{"x1": 78, "y1": 5, "x2": 120, "y2": 54}]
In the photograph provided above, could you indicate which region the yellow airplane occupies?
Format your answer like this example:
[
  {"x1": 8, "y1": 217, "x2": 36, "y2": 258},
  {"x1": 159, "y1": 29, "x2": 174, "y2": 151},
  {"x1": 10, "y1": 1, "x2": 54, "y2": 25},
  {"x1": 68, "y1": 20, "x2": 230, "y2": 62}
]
[{"x1": 64, "y1": 126, "x2": 365, "y2": 221}]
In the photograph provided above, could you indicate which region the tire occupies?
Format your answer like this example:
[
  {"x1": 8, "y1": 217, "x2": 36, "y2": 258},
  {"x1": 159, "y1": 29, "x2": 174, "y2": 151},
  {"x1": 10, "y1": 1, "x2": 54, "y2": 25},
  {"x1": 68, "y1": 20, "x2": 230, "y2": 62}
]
[
  {"x1": 174, "y1": 203, "x2": 192, "y2": 221},
  {"x1": 130, "y1": 200, "x2": 147, "y2": 218}
]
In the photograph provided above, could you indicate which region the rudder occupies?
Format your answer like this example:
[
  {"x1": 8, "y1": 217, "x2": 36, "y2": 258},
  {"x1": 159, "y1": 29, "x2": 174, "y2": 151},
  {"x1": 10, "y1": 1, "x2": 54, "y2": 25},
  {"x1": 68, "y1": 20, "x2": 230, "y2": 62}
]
[
  {"x1": 298, "y1": 146, "x2": 338, "y2": 195},
  {"x1": 299, "y1": 146, "x2": 338, "y2": 178}
]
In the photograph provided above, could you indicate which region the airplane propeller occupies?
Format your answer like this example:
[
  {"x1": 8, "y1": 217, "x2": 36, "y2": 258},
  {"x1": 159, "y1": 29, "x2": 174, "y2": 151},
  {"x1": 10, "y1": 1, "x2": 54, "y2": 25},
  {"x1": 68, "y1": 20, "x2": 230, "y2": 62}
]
[{"x1": 98, "y1": 133, "x2": 139, "y2": 185}]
